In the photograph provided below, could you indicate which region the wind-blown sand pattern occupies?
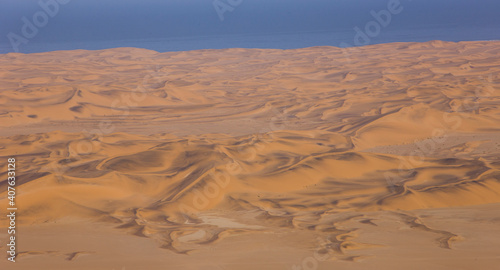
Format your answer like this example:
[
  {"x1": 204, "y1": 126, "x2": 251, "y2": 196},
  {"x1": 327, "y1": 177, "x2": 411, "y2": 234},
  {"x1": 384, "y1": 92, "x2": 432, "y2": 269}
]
[{"x1": 1, "y1": 40, "x2": 500, "y2": 269}]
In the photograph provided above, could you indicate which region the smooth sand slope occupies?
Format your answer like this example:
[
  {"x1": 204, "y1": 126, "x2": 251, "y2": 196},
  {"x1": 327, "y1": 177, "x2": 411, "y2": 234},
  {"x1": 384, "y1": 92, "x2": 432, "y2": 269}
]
[{"x1": 0, "y1": 40, "x2": 499, "y2": 269}]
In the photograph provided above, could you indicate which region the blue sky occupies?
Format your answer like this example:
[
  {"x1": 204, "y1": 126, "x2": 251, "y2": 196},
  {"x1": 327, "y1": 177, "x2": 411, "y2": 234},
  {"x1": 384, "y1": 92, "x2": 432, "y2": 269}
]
[{"x1": 1, "y1": 0, "x2": 499, "y2": 53}]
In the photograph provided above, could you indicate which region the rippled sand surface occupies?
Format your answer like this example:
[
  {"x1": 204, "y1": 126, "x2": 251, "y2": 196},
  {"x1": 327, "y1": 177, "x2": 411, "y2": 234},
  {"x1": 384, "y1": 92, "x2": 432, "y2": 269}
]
[{"x1": 1, "y1": 40, "x2": 500, "y2": 269}]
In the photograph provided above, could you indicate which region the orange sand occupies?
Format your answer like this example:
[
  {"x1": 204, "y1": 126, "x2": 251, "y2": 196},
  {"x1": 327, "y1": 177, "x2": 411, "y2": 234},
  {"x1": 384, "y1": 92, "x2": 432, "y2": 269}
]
[{"x1": 1, "y1": 40, "x2": 499, "y2": 269}]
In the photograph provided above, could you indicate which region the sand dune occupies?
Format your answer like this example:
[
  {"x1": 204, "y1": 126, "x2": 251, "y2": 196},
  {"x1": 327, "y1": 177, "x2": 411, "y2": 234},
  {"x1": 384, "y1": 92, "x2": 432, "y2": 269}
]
[{"x1": 1, "y1": 41, "x2": 500, "y2": 269}]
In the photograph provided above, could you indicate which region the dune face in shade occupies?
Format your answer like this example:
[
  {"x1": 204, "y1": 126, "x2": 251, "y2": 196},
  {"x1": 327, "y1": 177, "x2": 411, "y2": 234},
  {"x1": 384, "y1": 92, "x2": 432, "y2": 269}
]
[{"x1": 0, "y1": 41, "x2": 500, "y2": 269}]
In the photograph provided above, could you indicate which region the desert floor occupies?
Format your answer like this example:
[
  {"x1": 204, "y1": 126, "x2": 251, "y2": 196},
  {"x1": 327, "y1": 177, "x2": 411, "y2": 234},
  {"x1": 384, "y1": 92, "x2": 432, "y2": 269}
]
[{"x1": 1, "y1": 40, "x2": 500, "y2": 269}]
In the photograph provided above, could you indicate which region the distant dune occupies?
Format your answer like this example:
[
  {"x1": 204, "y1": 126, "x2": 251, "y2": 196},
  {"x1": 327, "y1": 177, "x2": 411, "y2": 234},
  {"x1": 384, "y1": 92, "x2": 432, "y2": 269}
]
[{"x1": 1, "y1": 41, "x2": 499, "y2": 270}]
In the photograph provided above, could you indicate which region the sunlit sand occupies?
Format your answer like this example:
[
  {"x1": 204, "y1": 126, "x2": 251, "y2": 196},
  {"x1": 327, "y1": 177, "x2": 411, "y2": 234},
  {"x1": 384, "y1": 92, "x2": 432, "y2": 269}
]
[{"x1": 1, "y1": 40, "x2": 499, "y2": 269}]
